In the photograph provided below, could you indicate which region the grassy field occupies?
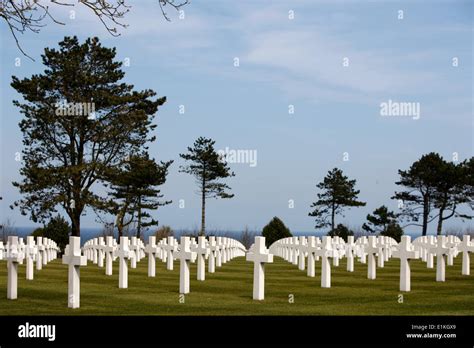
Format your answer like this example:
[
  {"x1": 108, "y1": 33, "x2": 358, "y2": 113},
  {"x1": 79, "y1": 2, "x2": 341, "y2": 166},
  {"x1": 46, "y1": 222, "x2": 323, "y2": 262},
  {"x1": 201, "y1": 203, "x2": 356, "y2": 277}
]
[{"x1": 0, "y1": 256, "x2": 473, "y2": 315}]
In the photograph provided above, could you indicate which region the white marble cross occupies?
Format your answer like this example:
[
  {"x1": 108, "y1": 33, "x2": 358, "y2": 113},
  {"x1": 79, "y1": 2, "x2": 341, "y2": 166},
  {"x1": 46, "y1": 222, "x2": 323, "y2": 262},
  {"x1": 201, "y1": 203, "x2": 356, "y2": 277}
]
[
  {"x1": 42, "y1": 238, "x2": 48, "y2": 266},
  {"x1": 426, "y1": 236, "x2": 436, "y2": 269},
  {"x1": 377, "y1": 237, "x2": 385, "y2": 268},
  {"x1": 103, "y1": 236, "x2": 115, "y2": 276},
  {"x1": 446, "y1": 235, "x2": 457, "y2": 266},
  {"x1": 25, "y1": 236, "x2": 37, "y2": 280},
  {"x1": 160, "y1": 238, "x2": 168, "y2": 263},
  {"x1": 298, "y1": 236, "x2": 307, "y2": 271},
  {"x1": 62, "y1": 236, "x2": 87, "y2": 308},
  {"x1": 366, "y1": 236, "x2": 378, "y2": 280},
  {"x1": 459, "y1": 235, "x2": 474, "y2": 276},
  {"x1": 345, "y1": 236, "x2": 356, "y2": 272},
  {"x1": 0, "y1": 241, "x2": 4, "y2": 260},
  {"x1": 117, "y1": 237, "x2": 131, "y2": 288},
  {"x1": 357, "y1": 236, "x2": 368, "y2": 264},
  {"x1": 291, "y1": 237, "x2": 299, "y2": 265},
  {"x1": 314, "y1": 236, "x2": 333, "y2": 288},
  {"x1": 36, "y1": 237, "x2": 44, "y2": 270},
  {"x1": 130, "y1": 236, "x2": 138, "y2": 269},
  {"x1": 304, "y1": 236, "x2": 319, "y2": 277},
  {"x1": 216, "y1": 237, "x2": 223, "y2": 268},
  {"x1": 331, "y1": 237, "x2": 341, "y2": 267},
  {"x1": 208, "y1": 236, "x2": 218, "y2": 273},
  {"x1": 145, "y1": 236, "x2": 160, "y2": 277},
  {"x1": 92, "y1": 238, "x2": 98, "y2": 264},
  {"x1": 195, "y1": 236, "x2": 209, "y2": 281},
  {"x1": 97, "y1": 237, "x2": 105, "y2": 268},
  {"x1": 7, "y1": 236, "x2": 25, "y2": 300},
  {"x1": 393, "y1": 236, "x2": 419, "y2": 291},
  {"x1": 164, "y1": 236, "x2": 177, "y2": 271},
  {"x1": 430, "y1": 235, "x2": 450, "y2": 282},
  {"x1": 177, "y1": 236, "x2": 197, "y2": 294},
  {"x1": 220, "y1": 238, "x2": 228, "y2": 264},
  {"x1": 246, "y1": 236, "x2": 273, "y2": 300}
]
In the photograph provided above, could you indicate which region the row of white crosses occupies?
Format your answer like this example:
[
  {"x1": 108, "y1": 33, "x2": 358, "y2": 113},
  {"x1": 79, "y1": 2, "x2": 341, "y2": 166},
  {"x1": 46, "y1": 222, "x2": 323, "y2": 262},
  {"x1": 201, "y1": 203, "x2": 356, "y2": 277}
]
[
  {"x1": 85, "y1": 234, "x2": 247, "y2": 293},
  {"x1": 3, "y1": 236, "x2": 59, "y2": 300},
  {"x1": 265, "y1": 233, "x2": 474, "y2": 298}
]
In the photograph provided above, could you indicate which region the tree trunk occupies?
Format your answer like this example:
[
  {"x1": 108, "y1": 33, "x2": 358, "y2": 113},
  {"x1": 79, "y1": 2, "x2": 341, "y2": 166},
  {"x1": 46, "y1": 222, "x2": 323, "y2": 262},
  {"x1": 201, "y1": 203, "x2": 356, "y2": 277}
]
[
  {"x1": 116, "y1": 208, "x2": 125, "y2": 238},
  {"x1": 422, "y1": 196, "x2": 429, "y2": 236},
  {"x1": 436, "y1": 211, "x2": 444, "y2": 235},
  {"x1": 137, "y1": 196, "x2": 142, "y2": 239},
  {"x1": 331, "y1": 202, "x2": 335, "y2": 232},
  {"x1": 201, "y1": 178, "x2": 206, "y2": 236},
  {"x1": 71, "y1": 210, "x2": 81, "y2": 237}
]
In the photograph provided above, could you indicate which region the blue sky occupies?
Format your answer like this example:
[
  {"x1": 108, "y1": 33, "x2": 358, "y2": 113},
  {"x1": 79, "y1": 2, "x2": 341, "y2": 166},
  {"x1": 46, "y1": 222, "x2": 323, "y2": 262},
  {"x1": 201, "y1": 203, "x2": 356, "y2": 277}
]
[{"x1": 0, "y1": 0, "x2": 472, "y2": 234}]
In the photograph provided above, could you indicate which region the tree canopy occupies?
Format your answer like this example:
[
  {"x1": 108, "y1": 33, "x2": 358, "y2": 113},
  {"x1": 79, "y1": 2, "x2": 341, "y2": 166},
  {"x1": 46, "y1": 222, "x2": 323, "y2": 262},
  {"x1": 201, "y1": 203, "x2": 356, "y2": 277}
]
[
  {"x1": 104, "y1": 153, "x2": 172, "y2": 238},
  {"x1": 11, "y1": 36, "x2": 165, "y2": 236},
  {"x1": 262, "y1": 217, "x2": 292, "y2": 247},
  {"x1": 309, "y1": 168, "x2": 366, "y2": 231},
  {"x1": 393, "y1": 152, "x2": 473, "y2": 235}
]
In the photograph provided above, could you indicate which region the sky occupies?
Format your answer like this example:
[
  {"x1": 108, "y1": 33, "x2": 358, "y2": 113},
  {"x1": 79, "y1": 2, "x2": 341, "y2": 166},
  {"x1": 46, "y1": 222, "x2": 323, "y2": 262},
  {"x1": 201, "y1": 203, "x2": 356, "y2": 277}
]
[{"x1": 0, "y1": 0, "x2": 472, "y2": 234}]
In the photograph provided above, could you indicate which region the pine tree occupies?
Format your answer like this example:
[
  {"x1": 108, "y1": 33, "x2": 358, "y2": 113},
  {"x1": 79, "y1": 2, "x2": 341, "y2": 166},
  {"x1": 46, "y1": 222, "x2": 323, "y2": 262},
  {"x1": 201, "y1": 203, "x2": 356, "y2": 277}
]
[
  {"x1": 179, "y1": 137, "x2": 235, "y2": 235},
  {"x1": 308, "y1": 168, "x2": 366, "y2": 232},
  {"x1": 105, "y1": 153, "x2": 172, "y2": 238}
]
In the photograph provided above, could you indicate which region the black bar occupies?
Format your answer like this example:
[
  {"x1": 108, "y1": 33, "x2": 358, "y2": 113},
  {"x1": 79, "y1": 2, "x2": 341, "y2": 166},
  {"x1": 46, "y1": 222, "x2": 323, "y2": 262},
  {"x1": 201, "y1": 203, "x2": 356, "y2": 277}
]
[{"x1": 0, "y1": 316, "x2": 472, "y2": 346}]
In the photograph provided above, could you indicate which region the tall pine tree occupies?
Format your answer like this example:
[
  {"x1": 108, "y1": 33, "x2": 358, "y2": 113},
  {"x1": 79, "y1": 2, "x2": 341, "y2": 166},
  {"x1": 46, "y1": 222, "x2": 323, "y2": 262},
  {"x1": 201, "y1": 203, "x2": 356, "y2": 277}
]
[
  {"x1": 179, "y1": 137, "x2": 235, "y2": 235},
  {"x1": 308, "y1": 168, "x2": 366, "y2": 232}
]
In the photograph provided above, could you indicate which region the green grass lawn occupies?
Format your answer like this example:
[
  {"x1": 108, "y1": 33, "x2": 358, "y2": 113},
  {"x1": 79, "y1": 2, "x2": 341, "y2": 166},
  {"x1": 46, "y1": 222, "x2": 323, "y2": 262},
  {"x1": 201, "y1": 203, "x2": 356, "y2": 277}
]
[{"x1": 0, "y1": 256, "x2": 473, "y2": 315}]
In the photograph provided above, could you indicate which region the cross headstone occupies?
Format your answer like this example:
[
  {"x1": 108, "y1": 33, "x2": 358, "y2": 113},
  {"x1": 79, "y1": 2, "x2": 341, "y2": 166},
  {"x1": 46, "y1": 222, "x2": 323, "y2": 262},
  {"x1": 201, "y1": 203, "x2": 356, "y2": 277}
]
[
  {"x1": 446, "y1": 235, "x2": 457, "y2": 266},
  {"x1": 164, "y1": 236, "x2": 177, "y2": 271},
  {"x1": 145, "y1": 236, "x2": 160, "y2": 277},
  {"x1": 298, "y1": 236, "x2": 306, "y2": 271},
  {"x1": 291, "y1": 237, "x2": 299, "y2": 265},
  {"x1": 208, "y1": 236, "x2": 217, "y2": 273},
  {"x1": 214, "y1": 237, "x2": 222, "y2": 267},
  {"x1": 97, "y1": 237, "x2": 105, "y2": 268},
  {"x1": 117, "y1": 237, "x2": 131, "y2": 288},
  {"x1": 177, "y1": 237, "x2": 197, "y2": 294},
  {"x1": 332, "y1": 237, "x2": 341, "y2": 267},
  {"x1": 62, "y1": 236, "x2": 87, "y2": 308},
  {"x1": 345, "y1": 236, "x2": 356, "y2": 272},
  {"x1": 430, "y1": 235, "x2": 450, "y2": 282},
  {"x1": 130, "y1": 236, "x2": 138, "y2": 269},
  {"x1": 36, "y1": 237, "x2": 44, "y2": 270},
  {"x1": 92, "y1": 238, "x2": 98, "y2": 264},
  {"x1": 103, "y1": 236, "x2": 115, "y2": 276},
  {"x1": 459, "y1": 235, "x2": 474, "y2": 276},
  {"x1": 393, "y1": 236, "x2": 419, "y2": 291},
  {"x1": 314, "y1": 236, "x2": 333, "y2": 288},
  {"x1": 377, "y1": 237, "x2": 385, "y2": 268},
  {"x1": 160, "y1": 239, "x2": 168, "y2": 263},
  {"x1": 195, "y1": 236, "x2": 209, "y2": 281},
  {"x1": 366, "y1": 236, "x2": 378, "y2": 280},
  {"x1": 426, "y1": 236, "x2": 436, "y2": 269},
  {"x1": 42, "y1": 238, "x2": 48, "y2": 266},
  {"x1": 246, "y1": 236, "x2": 273, "y2": 300},
  {"x1": 304, "y1": 236, "x2": 319, "y2": 277},
  {"x1": 6, "y1": 236, "x2": 24, "y2": 300},
  {"x1": 25, "y1": 236, "x2": 37, "y2": 280}
]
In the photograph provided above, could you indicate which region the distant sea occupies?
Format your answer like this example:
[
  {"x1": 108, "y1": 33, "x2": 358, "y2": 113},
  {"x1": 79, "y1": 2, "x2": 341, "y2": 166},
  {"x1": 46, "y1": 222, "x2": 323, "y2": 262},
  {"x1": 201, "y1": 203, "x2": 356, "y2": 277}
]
[{"x1": 9, "y1": 226, "x2": 429, "y2": 246}]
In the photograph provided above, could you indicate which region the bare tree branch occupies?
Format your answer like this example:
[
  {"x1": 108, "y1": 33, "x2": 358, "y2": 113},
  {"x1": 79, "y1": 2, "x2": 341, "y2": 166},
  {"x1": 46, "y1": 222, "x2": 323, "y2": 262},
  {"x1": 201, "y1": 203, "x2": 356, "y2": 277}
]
[{"x1": 0, "y1": 0, "x2": 189, "y2": 60}]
